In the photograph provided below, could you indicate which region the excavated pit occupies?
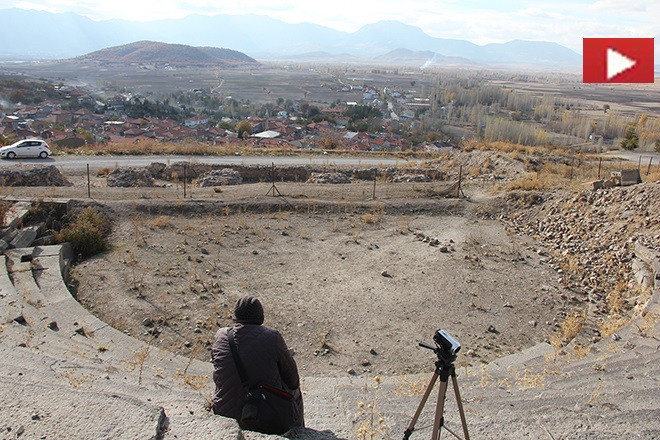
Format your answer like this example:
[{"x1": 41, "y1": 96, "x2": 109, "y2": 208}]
[{"x1": 71, "y1": 196, "x2": 572, "y2": 377}]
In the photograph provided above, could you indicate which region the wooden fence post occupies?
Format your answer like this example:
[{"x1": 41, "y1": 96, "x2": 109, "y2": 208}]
[{"x1": 183, "y1": 163, "x2": 187, "y2": 199}]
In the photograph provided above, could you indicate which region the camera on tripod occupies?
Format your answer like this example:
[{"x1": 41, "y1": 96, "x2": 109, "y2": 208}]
[
  {"x1": 404, "y1": 329, "x2": 469, "y2": 440},
  {"x1": 419, "y1": 329, "x2": 461, "y2": 361}
]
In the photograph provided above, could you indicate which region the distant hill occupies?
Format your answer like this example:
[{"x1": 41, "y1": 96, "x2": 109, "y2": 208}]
[
  {"x1": 78, "y1": 41, "x2": 258, "y2": 67},
  {"x1": 376, "y1": 48, "x2": 478, "y2": 67}
]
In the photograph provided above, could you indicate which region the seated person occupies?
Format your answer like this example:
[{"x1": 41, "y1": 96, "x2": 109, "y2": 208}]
[{"x1": 211, "y1": 296, "x2": 304, "y2": 432}]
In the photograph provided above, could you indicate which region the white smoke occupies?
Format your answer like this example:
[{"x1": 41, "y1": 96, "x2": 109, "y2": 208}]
[
  {"x1": 420, "y1": 54, "x2": 438, "y2": 70},
  {"x1": 0, "y1": 98, "x2": 12, "y2": 111}
]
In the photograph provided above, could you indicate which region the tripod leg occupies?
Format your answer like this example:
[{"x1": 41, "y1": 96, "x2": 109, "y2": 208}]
[
  {"x1": 432, "y1": 379, "x2": 449, "y2": 440},
  {"x1": 403, "y1": 373, "x2": 438, "y2": 440},
  {"x1": 451, "y1": 373, "x2": 470, "y2": 440}
]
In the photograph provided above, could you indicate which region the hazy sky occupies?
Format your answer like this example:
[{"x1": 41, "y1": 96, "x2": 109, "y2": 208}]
[{"x1": 3, "y1": 0, "x2": 659, "y2": 52}]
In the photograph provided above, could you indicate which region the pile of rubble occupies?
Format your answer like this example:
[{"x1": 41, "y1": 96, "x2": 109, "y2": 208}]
[
  {"x1": 107, "y1": 168, "x2": 154, "y2": 187},
  {"x1": 197, "y1": 169, "x2": 242, "y2": 187},
  {"x1": 0, "y1": 201, "x2": 58, "y2": 253},
  {"x1": 0, "y1": 166, "x2": 71, "y2": 187},
  {"x1": 306, "y1": 172, "x2": 351, "y2": 184},
  {"x1": 502, "y1": 183, "x2": 659, "y2": 324}
]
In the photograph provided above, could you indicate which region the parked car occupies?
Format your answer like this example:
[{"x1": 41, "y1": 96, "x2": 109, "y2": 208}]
[{"x1": 0, "y1": 139, "x2": 52, "y2": 159}]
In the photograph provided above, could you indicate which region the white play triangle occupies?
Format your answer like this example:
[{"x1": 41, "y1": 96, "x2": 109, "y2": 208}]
[{"x1": 607, "y1": 48, "x2": 636, "y2": 80}]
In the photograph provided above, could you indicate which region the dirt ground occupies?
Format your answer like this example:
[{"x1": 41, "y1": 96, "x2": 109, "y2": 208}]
[{"x1": 31, "y1": 176, "x2": 575, "y2": 378}]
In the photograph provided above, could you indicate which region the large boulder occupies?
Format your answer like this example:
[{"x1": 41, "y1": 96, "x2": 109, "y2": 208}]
[
  {"x1": 161, "y1": 162, "x2": 213, "y2": 182},
  {"x1": 0, "y1": 166, "x2": 72, "y2": 186},
  {"x1": 197, "y1": 168, "x2": 243, "y2": 187},
  {"x1": 306, "y1": 172, "x2": 351, "y2": 184},
  {"x1": 107, "y1": 167, "x2": 154, "y2": 187}
]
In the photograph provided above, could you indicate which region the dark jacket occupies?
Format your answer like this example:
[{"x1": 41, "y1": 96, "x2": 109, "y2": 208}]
[{"x1": 211, "y1": 323, "x2": 301, "y2": 421}]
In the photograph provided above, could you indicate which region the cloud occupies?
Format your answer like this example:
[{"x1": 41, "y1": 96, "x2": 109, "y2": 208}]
[
  {"x1": 590, "y1": 0, "x2": 650, "y2": 13},
  {"x1": 517, "y1": 7, "x2": 568, "y2": 20}
]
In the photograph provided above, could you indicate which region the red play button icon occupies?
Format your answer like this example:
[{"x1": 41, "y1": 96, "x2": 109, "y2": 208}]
[{"x1": 583, "y1": 38, "x2": 654, "y2": 83}]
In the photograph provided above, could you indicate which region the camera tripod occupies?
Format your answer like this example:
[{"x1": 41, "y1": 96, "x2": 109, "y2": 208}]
[{"x1": 403, "y1": 351, "x2": 470, "y2": 440}]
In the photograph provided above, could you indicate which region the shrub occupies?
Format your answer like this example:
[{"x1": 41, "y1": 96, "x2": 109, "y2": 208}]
[
  {"x1": 96, "y1": 167, "x2": 113, "y2": 177},
  {"x1": 0, "y1": 200, "x2": 8, "y2": 227},
  {"x1": 57, "y1": 207, "x2": 111, "y2": 259}
]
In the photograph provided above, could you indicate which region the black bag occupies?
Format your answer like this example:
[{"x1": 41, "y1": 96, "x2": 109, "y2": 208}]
[
  {"x1": 228, "y1": 328, "x2": 295, "y2": 435},
  {"x1": 240, "y1": 384, "x2": 294, "y2": 434}
]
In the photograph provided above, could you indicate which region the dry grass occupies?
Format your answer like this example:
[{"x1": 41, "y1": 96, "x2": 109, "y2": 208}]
[
  {"x1": 62, "y1": 139, "x2": 255, "y2": 157},
  {"x1": 559, "y1": 254, "x2": 583, "y2": 278},
  {"x1": 355, "y1": 376, "x2": 390, "y2": 440},
  {"x1": 469, "y1": 156, "x2": 493, "y2": 177},
  {"x1": 178, "y1": 373, "x2": 209, "y2": 390},
  {"x1": 483, "y1": 143, "x2": 660, "y2": 193},
  {"x1": 550, "y1": 309, "x2": 587, "y2": 349},
  {"x1": 588, "y1": 376, "x2": 604, "y2": 404},
  {"x1": 57, "y1": 138, "x2": 424, "y2": 160},
  {"x1": 599, "y1": 316, "x2": 629, "y2": 338},
  {"x1": 362, "y1": 213, "x2": 381, "y2": 224},
  {"x1": 394, "y1": 217, "x2": 412, "y2": 235},
  {"x1": 0, "y1": 200, "x2": 9, "y2": 227},
  {"x1": 606, "y1": 280, "x2": 638, "y2": 316},
  {"x1": 394, "y1": 375, "x2": 429, "y2": 397},
  {"x1": 61, "y1": 370, "x2": 96, "y2": 388},
  {"x1": 148, "y1": 215, "x2": 173, "y2": 230},
  {"x1": 461, "y1": 139, "x2": 561, "y2": 156},
  {"x1": 645, "y1": 168, "x2": 660, "y2": 183},
  {"x1": 497, "y1": 173, "x2": 560, "y2": 192},
  {"x1": 636, "y1": 311, "x2": 658, "y2": 337},
  {"x1": 514, "y1": 369, "x2": 547, "y2": 390},
  {"x1": 126, "y1": 344, "x2": 152, "y2": 385},
  {"x1": 96, "y1": 167, "x2": 113, "y2": 177}
]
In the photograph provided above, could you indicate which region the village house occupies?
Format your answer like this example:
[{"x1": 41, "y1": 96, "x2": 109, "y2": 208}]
[{"x1": 184, "y1": 116, "x2": 209, "y2": 127}]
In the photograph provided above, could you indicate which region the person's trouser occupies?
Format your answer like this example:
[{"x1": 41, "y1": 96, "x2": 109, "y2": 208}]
[{"x1": 291, "y1": 388, "x2": 305, "y2": 428}]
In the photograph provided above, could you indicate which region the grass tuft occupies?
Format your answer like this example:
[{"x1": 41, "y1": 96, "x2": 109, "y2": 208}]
[{"x1": 57, "y1": 207, "x2": 111, "y2": 259}]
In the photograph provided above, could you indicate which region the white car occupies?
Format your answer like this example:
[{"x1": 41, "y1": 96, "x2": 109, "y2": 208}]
[{"x1": 0, "y1": 139, "x2": 52, "y2": 159}]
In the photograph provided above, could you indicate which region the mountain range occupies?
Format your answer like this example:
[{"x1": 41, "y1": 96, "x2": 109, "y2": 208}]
[{"x1": 0, "y1": 8, "x2": 581, "y2": 68}]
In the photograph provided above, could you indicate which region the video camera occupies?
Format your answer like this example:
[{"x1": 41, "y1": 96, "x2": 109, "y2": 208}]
[{"x1": 419, "y1": 329, "x2": 461, "y2": 361}]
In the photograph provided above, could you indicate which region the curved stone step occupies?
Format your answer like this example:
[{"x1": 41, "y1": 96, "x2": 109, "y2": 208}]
[
  {"x1": 25, "y1": 245, "x2": 211, "y2": 379},
  {"x1": 0, "y1": 254, "x2": 51, "y2": 330},
  {"x1": 5, "y1": 248, "x2": 48, "y2": 310}
]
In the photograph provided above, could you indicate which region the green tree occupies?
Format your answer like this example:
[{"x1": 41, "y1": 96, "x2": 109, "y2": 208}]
[
  {"x1": 9, "y1": 90, "x2": 25, "y2": 103},
  {"x1": 620, "y1": 125, "x2": 639, "y2": 150},
  {"x1": 217, "y1": 121, "x2": 234, "y2": 130},
  {"x1": 76, "y1": 128, "x2": 95, "y2": 144},
  {"x1": 236, "y1": 120, "x2": 253, "y2": 139},
  {"x1": 343, "y1": 105, "x2": 382, "y2": 122}
]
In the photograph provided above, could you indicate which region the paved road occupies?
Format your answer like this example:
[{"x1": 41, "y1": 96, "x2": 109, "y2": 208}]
[
  {"x1": 0, "y1": 154, "x2": 414, "y2": 171},
  {"x1": 602, "y1": 150, "x2": 660, "y2": 164}
]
